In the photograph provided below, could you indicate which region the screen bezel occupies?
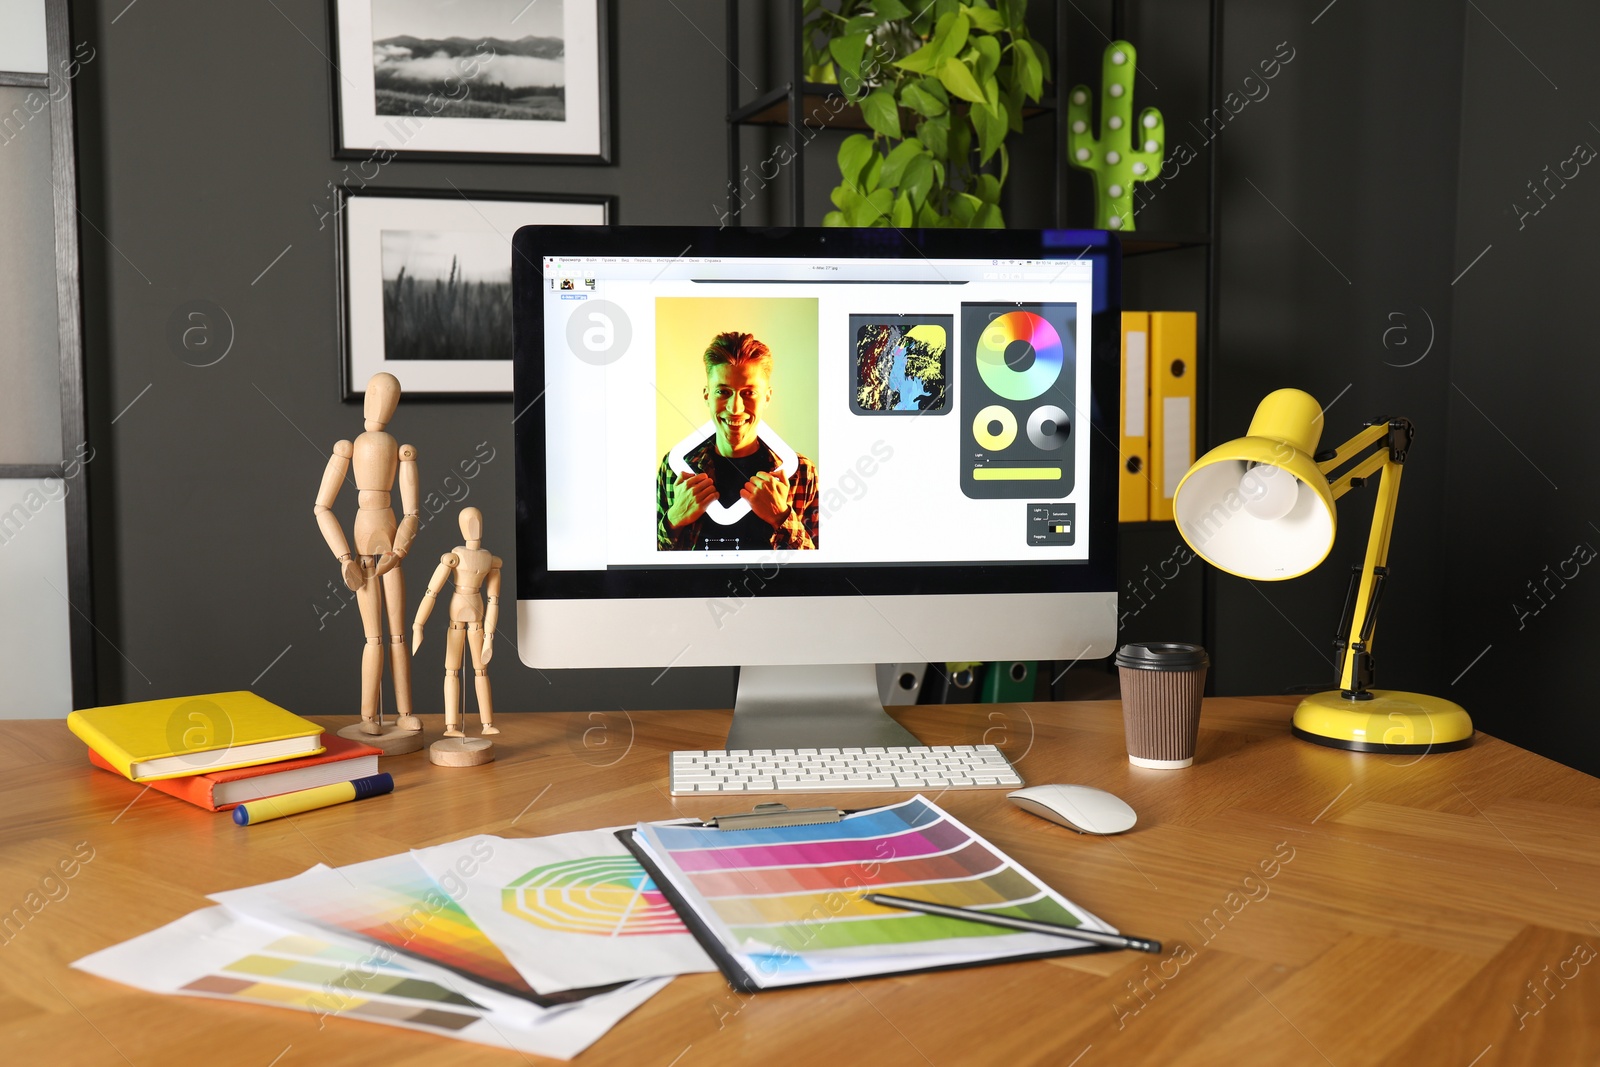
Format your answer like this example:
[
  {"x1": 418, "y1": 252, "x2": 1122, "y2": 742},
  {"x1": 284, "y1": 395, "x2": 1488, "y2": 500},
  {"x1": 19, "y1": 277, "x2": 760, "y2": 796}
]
[{"x1": 512, "y1": 225, "x2": 1120, "y2": 601}]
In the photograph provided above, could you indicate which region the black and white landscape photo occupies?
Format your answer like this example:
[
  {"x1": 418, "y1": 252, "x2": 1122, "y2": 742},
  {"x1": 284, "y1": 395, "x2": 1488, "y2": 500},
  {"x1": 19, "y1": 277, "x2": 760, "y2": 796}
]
[
  {"x1": 372, "y1": 0, "x2": 566, "y2": 122},
  {"x1": 342, "y1": 192, "x2": 609, "y2": 397},
  {"x1": 333, "y1": 0, "x2": 608, "y2": 160},
  {"x1": 380, "y1": 230, "x2": 512, "y2": 362}
]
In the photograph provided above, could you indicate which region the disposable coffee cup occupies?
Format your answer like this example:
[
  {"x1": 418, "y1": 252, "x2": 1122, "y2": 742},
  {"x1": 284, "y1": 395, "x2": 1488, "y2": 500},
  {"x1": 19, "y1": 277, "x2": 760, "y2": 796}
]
[{"x1": 1115, "y1": 642, "x2": 1208, "y2": 769}]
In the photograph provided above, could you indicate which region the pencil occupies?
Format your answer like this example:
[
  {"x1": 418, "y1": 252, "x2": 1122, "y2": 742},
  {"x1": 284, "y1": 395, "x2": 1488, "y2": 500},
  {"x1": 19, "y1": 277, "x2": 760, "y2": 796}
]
[{"x1": 863, "y1": 892, "x2": 1162, "y2": 954}]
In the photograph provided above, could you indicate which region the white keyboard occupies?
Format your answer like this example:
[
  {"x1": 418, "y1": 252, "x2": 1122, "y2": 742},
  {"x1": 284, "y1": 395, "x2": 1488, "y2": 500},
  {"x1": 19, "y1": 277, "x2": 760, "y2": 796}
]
[{"x1": 669, "y1": 745, "x2": 1024, "y2": 795}]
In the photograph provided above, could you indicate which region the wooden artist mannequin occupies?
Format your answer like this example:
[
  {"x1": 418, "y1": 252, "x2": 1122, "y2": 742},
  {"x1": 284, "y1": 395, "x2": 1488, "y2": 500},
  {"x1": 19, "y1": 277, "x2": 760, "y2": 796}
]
[
  {"x1": 412, "y1": 506, "x2": 502, "y2": 739},
  {"x1": 313, "y1": 372, "x2": 422, "y2": 737}
]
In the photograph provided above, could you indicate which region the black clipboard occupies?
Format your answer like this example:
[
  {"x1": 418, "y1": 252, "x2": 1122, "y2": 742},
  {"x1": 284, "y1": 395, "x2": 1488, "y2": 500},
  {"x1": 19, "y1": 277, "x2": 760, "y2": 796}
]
[{"x1": 615, "y1": 813, "x2": 1112, "y2": 993}]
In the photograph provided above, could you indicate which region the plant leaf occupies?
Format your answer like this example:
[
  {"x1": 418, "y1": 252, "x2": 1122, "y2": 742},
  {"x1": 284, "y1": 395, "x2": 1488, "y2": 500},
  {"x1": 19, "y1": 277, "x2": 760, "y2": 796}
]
[
  {"x1": 1003, "y1": 72, "x2": 1025, "y2": 132},
  {"x1": 930, "y1": 10, "x2": 970, "y2": 65},
  {"x1": 937, "y1": 56, "x2": 987, "y2": 103},
  {"x1": 1007, "y1": 0, "x2": 1028, "y2": 32},
  {"x1": 965, "y1": 4, "x2": 1005, "y2": 33},
  {"x1": 894, "y1": 42, "x2": 938, "y2": 74},
  {"x1": 861, "y1": 150, "x2": 884, "y2": 192},
  {"x1": 831, "y1": 182, "x2": 862, "y2": 211},
  {"x1": 1015, "y1": 38, "x2": 1043, "y2": 99},
  {"x1": 829, "y1": 33, "x2": 868, "y2": 84},
  {"x1": 1029, "y1": 38, "x2": 1051, "y2": 85},
  {"x1": 949, "y1": 111, "x2": 972, "y2": 160},
  {"x1": 972, "y1": 35, "x2": 1001, "y2": 84},
  {"x1": 902, "y1": 154, "x2": 936, "y2": 206},
  {"x1": 892, "y1": 191, "x2": 914, "y2": 227},
  {"x1": 972, "y1": 201, "x2": 1004, "y2": 228},
  {"x1": 918, "y1": 114, "x2": 950, "y2": 159},
  {"x1": 875, "y1": 0, "x2": 913, "y2": 17},
  {"x1": 861, "y1": 88, "x2": 902, "y2": 139},
  {"x1": 900, "y1": 82, "x2": 947, "y2": 117},
  {"x1": 971, "y1": 98, "x2": 1006, "y2": 163},
  {"x1": 837, "y1": 133, "x2": 875, "y2": 186},
  {"x1": 998, "y1": 143, "x2": 1009, "y2": 187},
  {"x1": 850, "y1": 186, "x2": 896, "y2": 226},
  {"x1": 951, "y1": 191, "x2": 981, "y2": 225},
  {"x1": 973, "y1": 172, "x2": 1001, "y2": 204},
  {"x1": 822, "y1": 209, "x2": 847, "y2": 227},
  {"x1": 879, "y1": 138, "x2": 926, "y2": 188}
]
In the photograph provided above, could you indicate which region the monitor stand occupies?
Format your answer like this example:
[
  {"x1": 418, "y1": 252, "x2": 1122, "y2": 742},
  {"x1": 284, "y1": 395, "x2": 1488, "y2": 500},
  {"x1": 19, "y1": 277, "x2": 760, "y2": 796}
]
[{"x1": 725, "y1": 664, "x2": 923, "y2": 750}]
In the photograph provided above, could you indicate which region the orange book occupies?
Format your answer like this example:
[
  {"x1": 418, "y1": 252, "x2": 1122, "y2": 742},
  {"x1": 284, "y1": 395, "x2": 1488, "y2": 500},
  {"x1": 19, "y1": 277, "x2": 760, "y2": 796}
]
[{"x1": 87, "y1": 734, "x2": 381, "y2": 812}]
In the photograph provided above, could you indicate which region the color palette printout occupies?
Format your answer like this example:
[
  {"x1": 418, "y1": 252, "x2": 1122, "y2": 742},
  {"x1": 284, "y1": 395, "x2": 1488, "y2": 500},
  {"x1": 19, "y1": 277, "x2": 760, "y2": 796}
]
[
  {"x1": 411, "y1": 830, "x2": 716, "y2": 992},
  {"x1": 71, "y1": 907, "x2": 668, "y2": 1060},
  {"x1": 207, "y1": 854, "x2": 605, "y2": 1015},
  {"x1": 633, "y1": 795, "x2": 1115, "y2": 988}
]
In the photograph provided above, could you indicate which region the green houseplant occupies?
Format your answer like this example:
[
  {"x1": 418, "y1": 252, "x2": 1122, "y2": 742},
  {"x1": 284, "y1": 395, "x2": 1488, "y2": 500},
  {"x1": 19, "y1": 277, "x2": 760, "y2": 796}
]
[{"x1": 805, "y1": 0, "x2": 1051, "y2": 228}]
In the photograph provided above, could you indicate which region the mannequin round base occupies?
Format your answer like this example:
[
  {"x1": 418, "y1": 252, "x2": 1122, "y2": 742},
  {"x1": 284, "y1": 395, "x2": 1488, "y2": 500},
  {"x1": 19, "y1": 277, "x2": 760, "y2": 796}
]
[
  {"x1": 429, "y1": 736, "x2": 495, "y2": 767},
  {"x1": 337, "y1": 721, "x2": 425, "y2": 755}
]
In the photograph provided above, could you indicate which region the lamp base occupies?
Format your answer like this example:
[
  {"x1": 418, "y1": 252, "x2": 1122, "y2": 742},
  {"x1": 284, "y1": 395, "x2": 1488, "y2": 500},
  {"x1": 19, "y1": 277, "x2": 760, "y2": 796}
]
[{"x1": 1291, "y1": 689, "x2": 1473, "y2": 754}]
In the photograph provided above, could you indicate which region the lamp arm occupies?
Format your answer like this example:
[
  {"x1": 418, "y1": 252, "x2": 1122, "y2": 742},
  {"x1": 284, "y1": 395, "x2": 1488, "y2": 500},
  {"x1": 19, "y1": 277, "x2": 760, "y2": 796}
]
[
  {"x1": 1328, "y1": 450, "x2": 1388, "y2": 500},
  {"x1": 1331, "y1": 422, "x2": 1420, "y2": 697},
  {"x1": 1316, "y1": 422, "x2": 1390, "y2": 478}
]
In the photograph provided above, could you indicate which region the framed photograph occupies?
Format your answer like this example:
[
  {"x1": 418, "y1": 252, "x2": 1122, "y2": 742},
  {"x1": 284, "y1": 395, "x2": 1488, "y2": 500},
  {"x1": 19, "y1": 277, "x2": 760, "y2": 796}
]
[
  {"x1": 329, "y1": 0, "x2": 612, "y2": 163},
  {"x1": 338, "y1": 189, "x2": 612, "y2": 398}
]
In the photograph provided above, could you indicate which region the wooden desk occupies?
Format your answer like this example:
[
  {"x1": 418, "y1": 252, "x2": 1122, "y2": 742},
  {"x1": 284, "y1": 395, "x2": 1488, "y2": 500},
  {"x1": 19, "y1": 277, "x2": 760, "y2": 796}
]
[{"x1": 3, "y1": 698, "x2": 1598, "y2": 1065}]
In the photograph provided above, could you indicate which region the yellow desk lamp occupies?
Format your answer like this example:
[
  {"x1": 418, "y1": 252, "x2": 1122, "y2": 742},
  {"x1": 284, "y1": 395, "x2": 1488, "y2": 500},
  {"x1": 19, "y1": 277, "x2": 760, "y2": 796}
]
[{"x1": 1171, "y1": 388, "x2": 1473, "y2": 754}]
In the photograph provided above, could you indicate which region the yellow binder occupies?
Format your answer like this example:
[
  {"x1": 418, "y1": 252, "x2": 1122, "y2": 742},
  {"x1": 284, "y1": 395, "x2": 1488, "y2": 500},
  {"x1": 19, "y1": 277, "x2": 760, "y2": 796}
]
[
  {"x1": 1119, "y1": 312, "x2": 1150, "y2": 522},
  {"x1": 1149, "y1": 311, "x2": 1197, "y2": 523}
]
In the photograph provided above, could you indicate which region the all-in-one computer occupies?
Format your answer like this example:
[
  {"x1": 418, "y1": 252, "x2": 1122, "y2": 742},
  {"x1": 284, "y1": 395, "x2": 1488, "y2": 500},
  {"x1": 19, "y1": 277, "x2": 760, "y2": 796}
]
[{"x1": 512, "y1": 226, "x2": 1118, "y2": 792}]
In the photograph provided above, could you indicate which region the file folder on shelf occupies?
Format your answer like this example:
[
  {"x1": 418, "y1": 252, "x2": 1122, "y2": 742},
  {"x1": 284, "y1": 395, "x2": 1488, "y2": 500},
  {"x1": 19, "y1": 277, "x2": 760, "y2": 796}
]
[
  {"x1": 1149, "y1": 312, "x2": 1197, "y2": 523},
  {"x1": 1120, "y1": 312, "x2": 1150, "y2": 522}
]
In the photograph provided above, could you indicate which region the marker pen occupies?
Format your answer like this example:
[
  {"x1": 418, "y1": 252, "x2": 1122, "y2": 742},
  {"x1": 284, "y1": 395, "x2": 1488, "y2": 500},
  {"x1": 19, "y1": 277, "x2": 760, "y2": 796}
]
[{"x1": 233, "y1": 773, "x2": 395, "y2": 825}]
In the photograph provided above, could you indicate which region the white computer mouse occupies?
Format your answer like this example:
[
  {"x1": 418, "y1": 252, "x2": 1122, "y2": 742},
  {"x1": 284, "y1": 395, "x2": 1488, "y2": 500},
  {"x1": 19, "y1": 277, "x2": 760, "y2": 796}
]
[{"x1": 1007, "y1": 784, "x2": 1138, "y2": 835}]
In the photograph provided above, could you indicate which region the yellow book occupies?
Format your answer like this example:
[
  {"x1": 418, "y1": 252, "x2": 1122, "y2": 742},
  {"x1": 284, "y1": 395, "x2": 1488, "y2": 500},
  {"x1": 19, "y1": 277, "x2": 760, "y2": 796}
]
[
  {"x1": 1120, "y1": 312, "x2": 1150, "y2": 522},
  {"x1": 1149, "y1": 311, "x2": 1197, "y2": 523},
  {"x1": 66, "y1": 691, "x2": 324, "y2": 782}
]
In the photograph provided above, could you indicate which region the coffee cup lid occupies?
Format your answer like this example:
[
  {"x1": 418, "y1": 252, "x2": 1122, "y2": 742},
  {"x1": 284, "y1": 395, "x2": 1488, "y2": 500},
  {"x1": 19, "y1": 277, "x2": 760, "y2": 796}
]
[{"x1": 1114, "y1": 642, "x2": 1209, "y2": 671}]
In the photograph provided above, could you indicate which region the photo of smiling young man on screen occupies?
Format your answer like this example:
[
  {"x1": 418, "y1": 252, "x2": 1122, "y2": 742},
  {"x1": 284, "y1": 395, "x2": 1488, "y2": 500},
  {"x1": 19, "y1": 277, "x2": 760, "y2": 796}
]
[{"x1": 656, "y1": 331, "x2": 820, "y2": 552}]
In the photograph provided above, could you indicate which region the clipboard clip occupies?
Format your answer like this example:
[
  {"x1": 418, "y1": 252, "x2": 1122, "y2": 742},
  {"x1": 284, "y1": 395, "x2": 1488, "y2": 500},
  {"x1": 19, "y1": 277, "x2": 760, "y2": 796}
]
[{"x1": 704, "y1": 802, "x2": 846, "y2": 831}]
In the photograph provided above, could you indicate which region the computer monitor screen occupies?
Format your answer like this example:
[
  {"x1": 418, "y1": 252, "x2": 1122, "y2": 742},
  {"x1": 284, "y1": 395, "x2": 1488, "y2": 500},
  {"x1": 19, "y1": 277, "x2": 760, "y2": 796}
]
[{"x1": 513, "y1": 226, "x2": 1118, "y2": 747}]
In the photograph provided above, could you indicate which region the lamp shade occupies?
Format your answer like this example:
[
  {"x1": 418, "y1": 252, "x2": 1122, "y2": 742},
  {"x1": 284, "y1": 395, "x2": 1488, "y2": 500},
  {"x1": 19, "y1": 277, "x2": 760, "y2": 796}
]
[{"x1": 1172, "y1": 389, "x2": 1337, "y2": 580}]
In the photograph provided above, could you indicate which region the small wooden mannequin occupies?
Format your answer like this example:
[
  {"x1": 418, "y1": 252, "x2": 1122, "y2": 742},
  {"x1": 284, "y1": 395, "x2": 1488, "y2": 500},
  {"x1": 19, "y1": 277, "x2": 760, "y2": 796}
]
[
  {"x1": 313, "y1": 372, "x2": 423, "y2": 739},
  {"x1": 412, "y1": 506, "x2": 502, "y2": 740}
]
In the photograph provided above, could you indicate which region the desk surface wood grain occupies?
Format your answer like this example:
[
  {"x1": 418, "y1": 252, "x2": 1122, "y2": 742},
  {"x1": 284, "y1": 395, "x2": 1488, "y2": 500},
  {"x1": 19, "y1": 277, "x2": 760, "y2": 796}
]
[{"x1": 2, "y1": 698, "x2": 1598, "y2": 1066}]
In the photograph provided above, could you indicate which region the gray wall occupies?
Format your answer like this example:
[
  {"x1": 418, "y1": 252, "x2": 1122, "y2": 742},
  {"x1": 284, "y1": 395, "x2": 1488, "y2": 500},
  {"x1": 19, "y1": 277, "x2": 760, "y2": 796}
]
[
  {"x1": 74, "y1": 0, "x2": 741, "y2": 717},
  {"x1": 69, "y1": 0, "x2": 1599, "y2": 775},
  {"x1": 1207, "y1": 0, "x2": 1465, "y2": 703},
  {"x1": 1446, "y1": 0, "x2": 1600, "y2": 771}
]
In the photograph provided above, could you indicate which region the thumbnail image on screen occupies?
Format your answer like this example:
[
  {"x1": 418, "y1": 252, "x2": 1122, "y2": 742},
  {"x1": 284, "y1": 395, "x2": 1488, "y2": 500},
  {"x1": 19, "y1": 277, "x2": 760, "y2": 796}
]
[{"x1": 848, "y1": 314, "x2": 953, "y2": 416}]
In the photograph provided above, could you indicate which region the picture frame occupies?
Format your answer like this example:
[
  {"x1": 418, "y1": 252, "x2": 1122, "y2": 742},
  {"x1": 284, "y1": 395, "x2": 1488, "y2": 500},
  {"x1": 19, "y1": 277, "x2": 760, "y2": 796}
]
[
  {"x1": 337, "y1": 188, "x2": 613, "y2": 399},
  {"x1": 328, "y1": 0, "x2": 613, "y2": 164}
]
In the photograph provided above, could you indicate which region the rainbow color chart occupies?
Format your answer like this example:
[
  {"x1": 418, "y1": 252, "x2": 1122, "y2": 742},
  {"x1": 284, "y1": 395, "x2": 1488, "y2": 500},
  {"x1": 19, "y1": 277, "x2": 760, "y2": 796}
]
[
  {"x1": 504, "y1": 856, "x2": 688, "y2": 936},
  {"x1": 72, "y1": 905, "x2": 671, "y2": 1058},
  {"x1": 182, "y1": 930, "x2": 484, "y2": 1033},
  {"x1": 209, "y1": 857, "x2": 588, "y2": 1007},
  {"x1": 635, "y1": 796, "x2": 1112, "y2": 986}
]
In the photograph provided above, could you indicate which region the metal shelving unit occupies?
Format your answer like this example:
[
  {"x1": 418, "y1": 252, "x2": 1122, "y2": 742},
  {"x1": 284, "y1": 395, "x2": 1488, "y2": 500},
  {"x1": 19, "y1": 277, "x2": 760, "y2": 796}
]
[{"x1": 722, "y1": 0, "x2": 1223, "y2": 666}]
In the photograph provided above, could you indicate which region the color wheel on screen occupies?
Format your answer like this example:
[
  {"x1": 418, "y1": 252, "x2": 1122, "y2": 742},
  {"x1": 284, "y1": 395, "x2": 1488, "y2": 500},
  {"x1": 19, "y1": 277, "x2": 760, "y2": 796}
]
[
  {"x1": 504, "y1": 856, "x2": 688, "y2": 937},
  {"x1": 974, "y1": 310, "x2": 1064, "y2": 401}
]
